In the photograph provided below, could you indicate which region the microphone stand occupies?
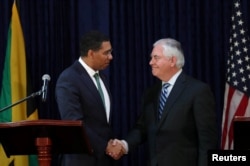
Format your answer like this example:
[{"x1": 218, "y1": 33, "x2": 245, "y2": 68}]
[{"x1": 0, "y1": 89, "x2": 42, "y2": 112}]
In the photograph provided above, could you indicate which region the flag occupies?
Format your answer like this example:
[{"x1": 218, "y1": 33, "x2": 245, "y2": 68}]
[
  {"x1": 221, "y1": 0, "x2": 250, "y2": 150},
  {"x1": 0, "y1": 1, "x2": 39, "y2": 165}
]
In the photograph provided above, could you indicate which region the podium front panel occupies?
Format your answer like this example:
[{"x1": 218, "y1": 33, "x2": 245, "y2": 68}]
[{"x1": 0, "y1": 120, "x2": 93, "y2": 157}]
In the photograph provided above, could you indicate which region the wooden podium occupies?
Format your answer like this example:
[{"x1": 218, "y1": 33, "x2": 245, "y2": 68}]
[
  {"x1": 234, "y1": 116, "x2": 250, "y2": 150},
  {"x1": 0, "y1": 119, "x2": 93, "y2": 166}
]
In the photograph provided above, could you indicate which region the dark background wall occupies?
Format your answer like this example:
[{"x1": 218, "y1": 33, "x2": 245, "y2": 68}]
[{"x1": 1, "y1": 0, "x2": 250, "y2": 165}]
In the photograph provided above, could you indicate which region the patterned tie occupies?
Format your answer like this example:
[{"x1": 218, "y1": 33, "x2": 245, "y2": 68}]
[
  {"x1": 158, "y1": 83, "x2": 170, "y2": 119},
  {"x1": 94, "y1": 73, "x2": 105, "y2": 106}
]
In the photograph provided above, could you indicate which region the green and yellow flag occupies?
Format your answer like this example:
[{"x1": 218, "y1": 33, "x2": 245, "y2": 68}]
[{"x1": 0, "y1": 1, "x2": 38, "y2": 165}]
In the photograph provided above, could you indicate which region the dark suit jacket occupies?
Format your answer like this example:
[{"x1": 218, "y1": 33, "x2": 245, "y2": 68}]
[
  {"x1": 55, "y1": 61, "x2": 114, "y2": 166},
  {"x1": 125, "y1": 72, "x2": 218, "y2": 166}
]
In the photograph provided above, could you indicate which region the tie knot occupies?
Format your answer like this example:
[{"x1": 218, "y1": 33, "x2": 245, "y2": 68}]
[
  {"x1": 94, "y1": 73, "x2": 100, "y2": 78},
  {"x1": 162, "y1": 83, "x2": 170, "y2": 89}
]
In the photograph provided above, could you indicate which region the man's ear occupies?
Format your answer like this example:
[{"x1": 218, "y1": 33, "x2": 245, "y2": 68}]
[
  {"x1": 170, "y1": 56, "x2": 177, "y2": 67},
  {"x1": 88, "y1": 49, "x2": 95, "y2": 58}
]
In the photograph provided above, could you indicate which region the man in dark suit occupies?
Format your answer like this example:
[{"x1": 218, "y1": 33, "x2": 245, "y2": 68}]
[
  {"x1": 55, "y1": 30, "x2": 122, "y2": 166},
  {"x1": 108, "y1": 38, "x2": 218, "y2": 166}
]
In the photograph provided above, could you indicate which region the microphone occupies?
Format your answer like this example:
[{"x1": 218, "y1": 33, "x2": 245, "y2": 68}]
[{"x1": 41, "y1": 74, "x2": 51, "y2": 102}]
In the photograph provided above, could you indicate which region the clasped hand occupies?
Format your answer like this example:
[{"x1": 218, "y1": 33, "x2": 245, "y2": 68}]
[{"x1": 106, "y1": 139, "x2": 125, "y2": 160}]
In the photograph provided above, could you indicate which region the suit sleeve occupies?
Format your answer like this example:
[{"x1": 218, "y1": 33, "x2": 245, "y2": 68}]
[{"x1": 193, "y1": 84, "x2": 218, "y2": 166}]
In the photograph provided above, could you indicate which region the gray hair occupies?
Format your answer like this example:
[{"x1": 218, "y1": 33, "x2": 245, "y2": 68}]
[{"x1": 153, "y1": 38, "x2": 185, "y2": 68}]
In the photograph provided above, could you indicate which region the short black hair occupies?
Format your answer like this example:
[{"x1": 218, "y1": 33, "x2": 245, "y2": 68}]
[{"x1": 80, "y1": 30, "x2": 110, "y2": 57}]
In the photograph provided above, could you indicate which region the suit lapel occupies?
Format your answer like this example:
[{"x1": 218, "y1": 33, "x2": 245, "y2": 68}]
[
  {"x1": 157, "y1": 73, "x2": 188, "y2": 128},
  {"x1": 74, "y1": 62, "x2": 106, "y2": 112}
]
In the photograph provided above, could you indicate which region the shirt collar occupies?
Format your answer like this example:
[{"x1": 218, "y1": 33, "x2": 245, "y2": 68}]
[
  {"x1": 78, "y1": 57, "x2": 97, "y2": 77},
  {"x1": 162, "y1": 69, "x2": 182, "y2": 86}
]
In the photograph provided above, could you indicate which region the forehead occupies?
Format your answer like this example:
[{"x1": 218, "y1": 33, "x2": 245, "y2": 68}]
[
  {"x1": 151, "y1": 45, "x2": 163, "y2": 56},
  {"x1": 100, "y1": 41, "x2": 112, "y2": 50}
]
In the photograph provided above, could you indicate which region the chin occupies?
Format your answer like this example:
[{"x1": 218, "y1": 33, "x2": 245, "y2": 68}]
[{"x1": 151, "y1": 71, "x2": 157, "y2": 77}]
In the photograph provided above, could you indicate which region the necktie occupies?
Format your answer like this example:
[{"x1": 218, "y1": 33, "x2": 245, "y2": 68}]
[
  {"x1": 158, "y1": 83, "x2": 170, "y2": 119},
  {"x1": 94, "y1": 73, "x2": 105, "y2": 106}
]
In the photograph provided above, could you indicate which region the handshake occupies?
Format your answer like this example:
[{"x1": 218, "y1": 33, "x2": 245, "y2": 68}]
[{"x1": 106, "y1": 139, "x2": 127, "y2": 160}]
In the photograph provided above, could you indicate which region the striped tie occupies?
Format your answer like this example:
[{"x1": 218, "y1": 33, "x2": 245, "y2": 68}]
[{"x1": 158, "y1": 83, "x2": 170, "y2": 119}]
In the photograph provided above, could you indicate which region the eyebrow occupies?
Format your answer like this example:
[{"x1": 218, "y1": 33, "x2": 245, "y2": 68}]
[
  {"x1": 104, "y1": 49, "x2": 112, "y2": 54},
  {"x1": 151, "y1": 54, "x2": 160, "y2": 58}
]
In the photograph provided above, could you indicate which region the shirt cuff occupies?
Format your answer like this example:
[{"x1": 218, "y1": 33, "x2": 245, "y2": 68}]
[{"x1": 121, "y1": 140, "x2": 129, "y2": 154}]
